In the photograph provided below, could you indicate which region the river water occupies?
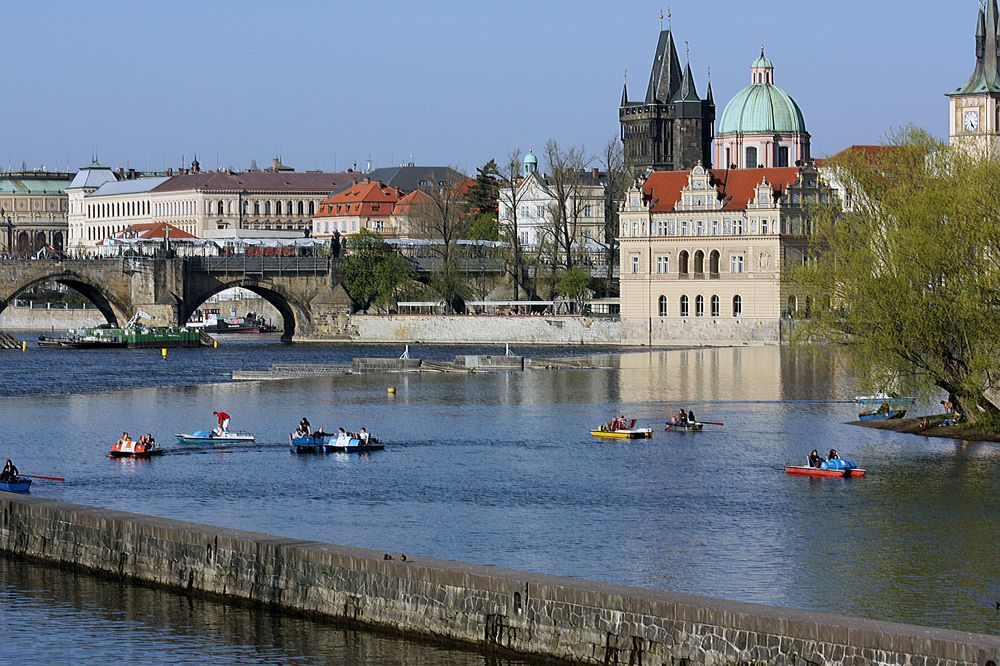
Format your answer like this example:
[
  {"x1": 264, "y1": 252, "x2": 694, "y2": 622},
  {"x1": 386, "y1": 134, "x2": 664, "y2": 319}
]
[{"x1": 1, "y1": 337, "x2": 998, "y2": 663}]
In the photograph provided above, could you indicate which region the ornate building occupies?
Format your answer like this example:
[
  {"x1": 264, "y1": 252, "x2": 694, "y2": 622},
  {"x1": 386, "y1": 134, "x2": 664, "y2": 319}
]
[
  {"x1": 618, "y1": 164, "x2": 834, "y2": 345},
  {"x1": 714, "y1": 49, "x2": 810, "y2": 169},
  {"x1": 620, "y1": 26, "x2": 715, "y2": 173},
  {"x1": 948, "y1": 0, "x2": 1000, "y2": 155},
  {"x1": 0, "y1": 170, "x2": 73, "y2": 257}
]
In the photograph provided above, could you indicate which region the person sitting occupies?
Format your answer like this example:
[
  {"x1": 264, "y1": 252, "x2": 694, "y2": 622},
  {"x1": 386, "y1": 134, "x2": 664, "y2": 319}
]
[
  {"x1": 808, "y1": 449, "x2": 824, "y2": 468},
  {"x1": 828, "y1": 449, "x2": 841, "y2": 460},
  {"x1": 136, "y1": 434, "x2": 147, "y2": 449},
  {"x1": 687, "y1": 410, "x2": 696, "y2": 424},
  {"x1": 146, "y1": 433, "x2": 156, "y2": 449},
  {"x1": 299, "y1": 417, "x2": 311, "y2": 436},
  {"x1": 678, "y1": 409, "x2": 688, "y2": 425},
  {"x1": 0, "y1": 459, "x2": 18, "y2": 482},
  {"x1": 118, "y1": 431, "x2": 132, "y2": 447},
  {"x1": 359, "y1": 427, "x2": 369, "y2": 442}
]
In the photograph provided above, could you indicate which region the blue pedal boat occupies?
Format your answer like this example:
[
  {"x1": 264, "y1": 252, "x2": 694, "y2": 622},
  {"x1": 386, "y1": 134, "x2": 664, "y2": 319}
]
[
  {"x1": 0, "y1": 477, "x2": 32, "y2": 493},
  {"x1": 290, "y1": 433, "x2": 329, "y2": 454},
  {"x1": 175, "y1": 430, "x2": 256, "y2": 445},
  {"x1": 324, "y1": 432, "x2": 384, "y2": 453}
]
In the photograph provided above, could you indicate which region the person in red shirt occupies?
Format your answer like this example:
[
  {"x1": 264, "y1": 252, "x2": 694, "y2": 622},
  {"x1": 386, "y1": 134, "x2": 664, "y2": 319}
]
[{"x1": 213, "y1": 411, "x2": 231, "y2": 436}]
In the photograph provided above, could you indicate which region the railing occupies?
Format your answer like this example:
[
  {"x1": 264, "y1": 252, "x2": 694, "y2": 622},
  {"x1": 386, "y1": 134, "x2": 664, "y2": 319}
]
[
  {"x1": 406, "y1": 256, "x2": 506, "y2": 274},
  {"x1": 185, "y1": 256, "x2": 330, "y2": 276},
  {"x1": 10, "y1": 299, "x2": 93, "y2": 310}
]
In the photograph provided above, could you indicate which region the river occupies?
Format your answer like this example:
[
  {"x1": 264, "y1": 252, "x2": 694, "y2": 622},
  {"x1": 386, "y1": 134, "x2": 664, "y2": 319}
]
[{"x1": 0, "y1": 337, "x2": 998, "y2": 663}]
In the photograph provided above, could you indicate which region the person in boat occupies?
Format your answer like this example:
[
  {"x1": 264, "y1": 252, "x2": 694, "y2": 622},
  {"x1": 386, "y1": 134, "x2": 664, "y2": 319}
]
[
  {"x1": 299, "y1": 417, "x2": 311, "y2": 436},
  {"x1": 0, "y1": 459, "x2": 18, "y2": 482},
  {"x1": 143, "y1": 433, "x2": 156, "y2": 450},
  {"x1": 117, "y1": 431, "x2": 132, "y2": 448},
  {"x1": 828, "y1": 449, "x2": 841, "y2": 460},
  {"x1": 213, "y1": 410, "x2": 231, "y2": 436},
  {"x1": 359, "y1": 427, "x2": 369, "y2": 443},
  {"x1": 808, "y1": 449, "x2": 824, "y2": 468},
  {"x1": 687, "y1": 409, "x2": 696, "y2": 424},
  {"x1": 677, "y1": 409, "x2": 688, "y2": 425}
]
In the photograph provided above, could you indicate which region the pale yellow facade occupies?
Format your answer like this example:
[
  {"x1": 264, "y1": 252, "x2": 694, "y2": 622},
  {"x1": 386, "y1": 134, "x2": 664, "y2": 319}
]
[{"x1": 618, "y1": 164, "x2": 831, "y2": 345}]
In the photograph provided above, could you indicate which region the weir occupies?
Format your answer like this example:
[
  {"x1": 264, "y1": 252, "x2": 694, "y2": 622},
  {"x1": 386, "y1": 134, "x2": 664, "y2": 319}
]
[{"x1": 1, "y1": 493, "x2": 997, "y2": 666}]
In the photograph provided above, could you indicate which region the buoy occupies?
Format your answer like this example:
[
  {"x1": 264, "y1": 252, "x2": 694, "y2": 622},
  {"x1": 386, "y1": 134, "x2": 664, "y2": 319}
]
[
  {"x1": 21, "y1": 341, "x2": 26, "y2": 352},
  {"x1": 213, "y1": 339, "x2": 218, "y2": 349},
  {"x1": 387, "y1": 387, "x2": 396, "y2": 395},
  {"x1": 161, "y1": 348, "x2": 168, "y2": 359}
]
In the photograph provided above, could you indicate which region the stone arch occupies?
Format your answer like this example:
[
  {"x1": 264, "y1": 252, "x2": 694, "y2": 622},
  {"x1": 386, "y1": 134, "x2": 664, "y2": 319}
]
[
  {"x1": 183, "y1": 280, "x2": 308, "y2": 343},
  {"x1": 0, "y1": 272, "x2": 129, "y2": 326}
]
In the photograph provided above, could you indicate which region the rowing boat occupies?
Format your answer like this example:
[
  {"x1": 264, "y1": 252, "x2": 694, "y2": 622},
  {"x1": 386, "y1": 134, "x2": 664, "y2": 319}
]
[
  {"x1": 785, "y1": 465, "x2": 866, "y2": 478},
  {"x1": 665, "y1": 421, "x2": 703, "y2": 432},
  {"x1": 0, "y1": 477, "x2": 31, "y2": 493}
]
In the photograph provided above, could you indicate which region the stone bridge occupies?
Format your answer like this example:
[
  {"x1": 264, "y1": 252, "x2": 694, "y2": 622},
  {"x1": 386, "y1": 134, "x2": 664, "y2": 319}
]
[{"x1": 0, "y1": 257, "x2": 354, "y2": 342}]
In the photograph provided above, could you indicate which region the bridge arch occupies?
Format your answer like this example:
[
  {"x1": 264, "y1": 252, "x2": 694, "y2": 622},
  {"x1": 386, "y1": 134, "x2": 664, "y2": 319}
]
[
  {"x1": 183, "y1": 280, "x2": 310, "y2": 343},
  {"x1": 0, "y1": 271, "x2": 129, "y2": 326}
]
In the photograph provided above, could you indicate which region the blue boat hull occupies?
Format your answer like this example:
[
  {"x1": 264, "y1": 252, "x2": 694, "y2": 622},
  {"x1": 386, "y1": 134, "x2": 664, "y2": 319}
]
[
  {"x1": 858, "y1": 410, "x2": 906, "y2": 422},
  {"x1": 176, "y1": 431, "x2": 256, "y2": 445},
  {"x1": 290, "y1": 434, "x2": 383, "y2": 454},
  {"x1": 0, "y1": 477, "x2": 31, "y2": 493}
]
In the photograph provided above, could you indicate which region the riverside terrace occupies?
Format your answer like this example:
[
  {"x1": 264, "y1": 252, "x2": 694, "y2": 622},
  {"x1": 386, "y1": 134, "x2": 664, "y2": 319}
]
[{"x1": 1, "y1": 493, "x2": 998, "y2": 666}]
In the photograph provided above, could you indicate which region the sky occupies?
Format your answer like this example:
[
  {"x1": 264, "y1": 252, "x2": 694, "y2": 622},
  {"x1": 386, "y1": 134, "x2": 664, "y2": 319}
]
[{"x1": 2, "y1": 1, "x2": 978, "y2": 175}]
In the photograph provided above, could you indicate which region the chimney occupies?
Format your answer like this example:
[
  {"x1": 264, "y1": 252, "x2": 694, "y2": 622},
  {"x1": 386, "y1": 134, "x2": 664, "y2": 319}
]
[
  {"x1": 592, "y1": 167, "x2": 599, "y2": 179},
  {"x1": 118, "y1": 167, "x2": 125, "y2": 179},
  {"x1": 127, "y1": 168, "x2": 136, "y2": 180}
]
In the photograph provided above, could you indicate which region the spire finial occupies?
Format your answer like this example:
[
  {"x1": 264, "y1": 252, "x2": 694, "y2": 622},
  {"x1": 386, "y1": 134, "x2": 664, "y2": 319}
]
[
  {"x1": 761, "y1": 43, "x2": 765, "y2": 57},
  {"x1": 707, "y1": 66, "x2": 711, "y2": 82},
  {"x1": 685, "y1": 40, "x2": 690, "y2": 62},
  {"x1": 667, "y1": 7, "x2": 672, "y2": 30},
  {"x1": 659, "y1": 8, "x2": 664, "y2": 30}
]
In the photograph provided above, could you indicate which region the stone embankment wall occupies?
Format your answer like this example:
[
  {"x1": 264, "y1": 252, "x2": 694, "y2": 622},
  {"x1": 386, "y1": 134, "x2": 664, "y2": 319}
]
[
  {"x1": 0, "y1": 306, "x2": 105, "y2": 331},
  {"x1": 347, "y1": 314, "x2": 622, "y2": 345},
  {"x1": 2, "y1": 494, "x2": 997, "y2": 666},
  {"x1": 619, "y1": 317, "x2": 782, "y2": 346}
]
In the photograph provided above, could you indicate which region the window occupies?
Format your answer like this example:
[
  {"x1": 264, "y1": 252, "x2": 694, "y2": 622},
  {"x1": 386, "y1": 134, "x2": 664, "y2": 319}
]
[
  {"x1": 658, "y1": 295, "x2": 668, "y2": 317},
  {"x1": 762, "y1": 220, "x2": 769, "y2": 235},
  {"x1": 217, "y1": 201, "x2": 224, "y2": 215},
  {"x1": 372, "y1": 219, "x2": 384, "y2": 231},
  {"x1": 253, "y1": 202, "x2": 260, "y2": 216},
  {"x1": 298, "y1": 201, "x2": 305, "y2": 215},
  {"x1": 711, "y1": 220, "x2": 719, "y2": 235},
  {"x1": 711, "y1": 295, "x2": 720, "y2": 317},
  {"x1": 733, "y1": 219, "x2": 744, "y2": 235},
  {"x1": 694, "y1": 250, "x2": 704, "y2": 274},
  {"x1": 681, "y1": 221, "x2": 689, "y2": 236},
  {"x1": 286, "y1": 201, "x2": 294, "y2": 215},
  {"x1": 631, "y1": 256, "x2": 639, "y2": 274},
  {"x1": 583, "y1": 205, "x2": 591, "y2": 217},
  {"x1": 656, "y1": 256, "x2": 669, "y2": 274},
  {"x1": 309, "y1": 201, "x2": 315, "y2": 215},
  {"x1": 678, "y1": 250, "x2": 689, "y2": 274},
  {"x1": 536, "y1": 205, "x2": 544, "y2": 217},
  {"x1": 696, "y1": 220, "x2": 704, "y2": 236},
  {"x1": 777, "y1": 146, "x2": 790, "y2": 167},
  {"x1": 695, "y1": 295, "x2": 704, "y2": 317},
  {"x1": 746, "y1": 146, "x2": 758, "y2": 169},
  {"x1": 709, "y1": 250, "x2": 720, "y2": 274},
  {"x1": 680, "y1": 295, "x2": 689, "y2": 317},
  {"x1": 632, "y1": 221, "x2": 639, "y2": 236},
  {"x1": 733, "y1": 295, "x2": 743, "y2": 317},
  {"x1": 731, "y1": 255, "x2": 744, "y2": 273}
]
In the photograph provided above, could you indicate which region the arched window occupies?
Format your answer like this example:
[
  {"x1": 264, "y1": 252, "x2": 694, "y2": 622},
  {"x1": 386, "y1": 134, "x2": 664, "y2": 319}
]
[
  {"x1": 711, "y1": 295, "x2": 720, "y2": 317},
  {"x1": 298, "y1": 201, "x2": 305, "y2": 215},
  {"x1": 264, "y1": 201, "x2": 271, "y2": 215},
  {"x1": 217, "y1": 200, "x2": 225, "y2": 215},
  {"x1": 678, "y1": 250, "x2": 689, "y2": 274},
  {"x1": 693, "y1": 250, "x2": 704, "y2": 274},
  {"x1": 746, "y1": 146, "x2": 758, "y2": 169},
  {"x1": 253, "y1": 201, "x2": 260, "y2": 216},
  {"x1": 658, "y1": 295, "x2": 668, "y2": 317},
  {"x1": 695, "y1": 295, "x2": 704, "y2": 317},
  {"x1": 680, "y1": 295, "x2": 689, "y2": 317},
  {"x1": 709, "y1": 249, "x2": 720, "y2": 275},
  {"x1": 309, "y1": 201, "x2": 315, "y2": 215},
  {"x1": 286, "y1": 201, "x2": 294, "y2": 215},
  {"x1": 733, "y1": 295, "x2": 743, "y2": 317}
]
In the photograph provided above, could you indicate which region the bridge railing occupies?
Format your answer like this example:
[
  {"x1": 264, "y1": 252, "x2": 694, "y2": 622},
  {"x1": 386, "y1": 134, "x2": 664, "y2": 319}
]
[
  {"x1": 185, "y1": 256, "x2": 331, "y2": 276},
  {"x1": 404, "y1": 256, "x2": 506, "y2": 273}
]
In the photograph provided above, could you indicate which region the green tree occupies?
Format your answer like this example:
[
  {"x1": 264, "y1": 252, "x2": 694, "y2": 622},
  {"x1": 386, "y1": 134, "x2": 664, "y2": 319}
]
[
  {"x1": 791, "y1": 127, "x2": 1000, "y2": 425},
  {"x1": 342, "y1": 229, "x2": 415, "y2": 313},
  {"x1": 557, "y1": 266, "x2": 591, "y2": 314}
]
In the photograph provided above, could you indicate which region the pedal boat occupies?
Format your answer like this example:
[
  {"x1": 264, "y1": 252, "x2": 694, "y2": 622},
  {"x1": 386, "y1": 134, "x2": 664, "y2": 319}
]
[
  {"x1": 590, "y1": 427, "x2": 653, "y2": 440},
  {"x1": 109, "y1": 439, "x2": 163, "y2": 458},
  {"x1": 175, "y1": 430, "x2": 256, "y2": 445},
  {"x1": 785, "y1": 465, "x2": 866, "y2": 478}
]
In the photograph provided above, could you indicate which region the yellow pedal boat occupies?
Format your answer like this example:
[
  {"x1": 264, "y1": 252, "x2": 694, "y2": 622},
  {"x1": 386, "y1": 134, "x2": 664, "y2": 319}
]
[{"x1": 590, "y1": 427, "x2": 653, "y2": 439}]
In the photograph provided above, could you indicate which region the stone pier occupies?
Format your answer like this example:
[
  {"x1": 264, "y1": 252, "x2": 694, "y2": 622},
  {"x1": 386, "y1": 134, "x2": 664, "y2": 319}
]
[{"x1": 1, "y1": 493, "x2": 997, "y2": 666}]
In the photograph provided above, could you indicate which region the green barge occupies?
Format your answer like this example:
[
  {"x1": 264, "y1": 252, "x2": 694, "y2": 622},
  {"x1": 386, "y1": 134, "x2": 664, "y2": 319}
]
[{"x1": 65, "y1": 324, "x2": 203, "y2": 349}]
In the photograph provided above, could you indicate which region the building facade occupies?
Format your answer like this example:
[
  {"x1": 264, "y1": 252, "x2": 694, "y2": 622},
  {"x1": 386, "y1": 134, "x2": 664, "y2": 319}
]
[
  {"x1": 311, "y1": 179, "x2": 404, "y2": 238},
  {"x1": 496, "y1": 152, "x2": 607, "y2": 250},
  {"x1": 620, "y1": 27, "x2": 715, "y2": 173},
  {"x1": 0, "y1": 170, "x2": 73, "y2": 257},
  {"x1": 67, "y1": 160, "x2": 354, "y2": 255},
  {"x1": 948, "y1": 0, "x2": 1000, "y2": 155},
  {"x1": 618, "y1": 164, "x2": 833, "y2": 345},
  {"x1": 714, "y1": 50, "x2": 810, "y2": 169}
]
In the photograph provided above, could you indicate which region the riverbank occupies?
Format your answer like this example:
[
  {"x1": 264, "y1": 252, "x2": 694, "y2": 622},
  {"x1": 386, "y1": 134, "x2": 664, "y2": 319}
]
[
  {"x1": 851, "y1": 413, "x2": 1000, "y2": 442},
  {"x1": 2, "y1": 493, "x2": 997, "y2": 666}
]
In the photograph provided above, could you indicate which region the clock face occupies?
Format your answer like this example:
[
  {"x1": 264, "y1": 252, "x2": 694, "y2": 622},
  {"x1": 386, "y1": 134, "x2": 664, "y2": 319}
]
[{"x1": 964, "y1": 109, "x2": 980, "y2": 132}]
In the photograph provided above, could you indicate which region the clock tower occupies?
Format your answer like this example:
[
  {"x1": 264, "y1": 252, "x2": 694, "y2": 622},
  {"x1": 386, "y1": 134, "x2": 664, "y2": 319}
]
[{"x1": 948, "y1": 0, "x2": 1000, "y2": 155}]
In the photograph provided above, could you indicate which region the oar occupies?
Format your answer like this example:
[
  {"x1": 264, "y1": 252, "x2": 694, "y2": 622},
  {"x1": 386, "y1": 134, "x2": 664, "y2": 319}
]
[
  {"x1": 25, "y1": 474, "x2": 65, "y2": 482},
  {"x1": 701, "y1": 421, "x2": 725, "y2": 426}
]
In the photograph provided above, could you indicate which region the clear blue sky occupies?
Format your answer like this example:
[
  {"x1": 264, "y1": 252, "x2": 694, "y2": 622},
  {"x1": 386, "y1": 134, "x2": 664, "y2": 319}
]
[{"x1": 3, "y1": 1, "x2": 977, "y2": 175}]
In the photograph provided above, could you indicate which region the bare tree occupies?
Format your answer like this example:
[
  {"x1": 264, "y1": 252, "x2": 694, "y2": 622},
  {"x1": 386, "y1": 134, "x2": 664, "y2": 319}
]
[
  {"x1": 542, "y1": 140, "x2": 591, "y2": 271},
  {"x1": 496, "y1": 149, "x2": 527, "y2": 300},
  {"x1": 601, "y1": 137, "x2": 629, "y2": 297},
  {"x1": 409, "y1": 183, "x2": 471, "y2": 312}
]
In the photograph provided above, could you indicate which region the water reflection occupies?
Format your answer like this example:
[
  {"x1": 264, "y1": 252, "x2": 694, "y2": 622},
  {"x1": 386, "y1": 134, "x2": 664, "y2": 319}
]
[{"x1": 0, "y1": 557, "x2": 529, "y2": 665}]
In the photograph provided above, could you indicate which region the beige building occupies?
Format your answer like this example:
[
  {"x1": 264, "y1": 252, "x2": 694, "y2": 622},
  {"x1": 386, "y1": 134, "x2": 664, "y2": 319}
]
[
  {"x1": 0, "y1": 170, "x2": 73, "y2": 257},
  {"x1": 67, "y1": 159, "x2": 353, "y2": 256},
  {"x1": 618, "y1": 163, "x2": 833, "y2": 345}
]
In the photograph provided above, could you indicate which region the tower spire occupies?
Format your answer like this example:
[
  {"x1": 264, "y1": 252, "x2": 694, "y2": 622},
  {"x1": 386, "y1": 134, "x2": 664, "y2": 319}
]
[{"x1": 621, "y1": 70, "x2": 629, "y2": 106}]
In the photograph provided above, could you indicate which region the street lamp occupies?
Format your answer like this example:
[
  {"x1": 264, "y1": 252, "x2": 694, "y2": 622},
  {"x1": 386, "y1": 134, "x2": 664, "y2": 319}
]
[{"x1": 0, "y1": 207, "x2": 12, "y2": 258}]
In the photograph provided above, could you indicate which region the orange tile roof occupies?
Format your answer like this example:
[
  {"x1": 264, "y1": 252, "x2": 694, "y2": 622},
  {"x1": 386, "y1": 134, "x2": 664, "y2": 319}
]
[
  {"x1": 114, "y1": 222, "x2": 198, "y2": 240},
  {"x1": 315, "y1": 180, "x2": 403, "y2": 217},
  {"x1": 643, "y1": 167, "x2": 803, "y2": 213}
]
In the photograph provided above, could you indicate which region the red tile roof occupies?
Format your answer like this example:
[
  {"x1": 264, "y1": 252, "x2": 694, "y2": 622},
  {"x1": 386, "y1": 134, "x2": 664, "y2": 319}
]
[
  {"x1": 314, "y1": 180, "x2": 403, "y2": 217},
  {"x1": 113, "y1": 222, "x2": 198, "y2": 240},
  {"x1": 643, "y1": 167, "x2": 803, "y2": 213},
  {"x1": 817, "y1": 144, "x2": 903, "y2": 169}
]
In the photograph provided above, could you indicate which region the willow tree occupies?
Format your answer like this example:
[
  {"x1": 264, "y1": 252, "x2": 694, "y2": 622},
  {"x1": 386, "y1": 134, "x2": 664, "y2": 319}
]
[{"x1": 791, "y1": 127, "x2": 1000, "y2": 425}]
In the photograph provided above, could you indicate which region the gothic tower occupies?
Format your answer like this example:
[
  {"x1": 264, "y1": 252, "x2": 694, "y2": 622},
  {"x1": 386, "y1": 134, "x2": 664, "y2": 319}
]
[
  {"x1": 948, "y1": 0, "x2": 1000, "y2": 156},
  {"x1": 620, "y1": 27, "x2": 715, "y2": 173}
]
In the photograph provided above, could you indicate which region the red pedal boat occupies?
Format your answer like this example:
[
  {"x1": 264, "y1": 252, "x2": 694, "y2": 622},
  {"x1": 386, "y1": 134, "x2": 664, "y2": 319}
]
[{"x1": 785, "y1": 465, "x2": 866, "y2": 478}]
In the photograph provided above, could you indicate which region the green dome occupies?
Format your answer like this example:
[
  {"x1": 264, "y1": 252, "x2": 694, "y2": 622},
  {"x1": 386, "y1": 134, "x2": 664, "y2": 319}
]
[
  {"x1": 752, "y1": 52, "x2": 773, "y2": 69},
  {"x1": 718, "y1": 82, "x2": 807, "y2": 136},
  {"x1": 523, "y1": 152, "x2": 538, "y2": 165}
]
